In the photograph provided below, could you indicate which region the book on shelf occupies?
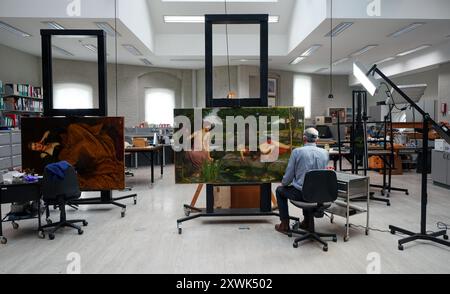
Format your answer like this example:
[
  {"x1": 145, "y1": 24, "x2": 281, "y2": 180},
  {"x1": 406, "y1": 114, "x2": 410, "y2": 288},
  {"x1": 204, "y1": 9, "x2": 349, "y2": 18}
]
[
  {"x1": 1, "y1": 114, "x2": 18, "y2": 128},
  {"x1": 0, "y1": 96, "x2": 43, "y2": 112},
  {"x1": 4, "y1": 83, "x2": 42, "y2": 98},
  {"x1": 0, "y1": 80, "x2": 3, "y2": 95}
]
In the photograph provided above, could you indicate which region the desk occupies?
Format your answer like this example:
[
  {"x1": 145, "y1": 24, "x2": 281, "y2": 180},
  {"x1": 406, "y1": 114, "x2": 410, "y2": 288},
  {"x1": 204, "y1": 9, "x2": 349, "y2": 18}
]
[
  {"x1": 1, "y1": 181, "x2": 42, "y2": 245},
  {"x1": 125, "y1": 145, "x2": 164, "y2": 184}
]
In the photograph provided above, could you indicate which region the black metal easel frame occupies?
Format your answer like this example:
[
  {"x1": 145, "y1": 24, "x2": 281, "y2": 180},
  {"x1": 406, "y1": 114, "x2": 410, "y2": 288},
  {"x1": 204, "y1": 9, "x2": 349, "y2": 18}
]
[
  {"x1": 40, "y1": 29, "x2": 136, "y2": 218},
  {"x1": 364, "y1": 65, "x2": 450, "y2": 250},
  {"x1": 177, "y1": 14, "x2": 298, "y2": 234}
]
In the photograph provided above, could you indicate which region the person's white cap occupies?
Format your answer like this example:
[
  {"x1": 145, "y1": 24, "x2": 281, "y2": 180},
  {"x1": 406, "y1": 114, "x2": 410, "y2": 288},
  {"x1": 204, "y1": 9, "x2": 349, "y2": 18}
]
[{"x1": 304, "y1": 128, "x2": 319, "y2": 142}]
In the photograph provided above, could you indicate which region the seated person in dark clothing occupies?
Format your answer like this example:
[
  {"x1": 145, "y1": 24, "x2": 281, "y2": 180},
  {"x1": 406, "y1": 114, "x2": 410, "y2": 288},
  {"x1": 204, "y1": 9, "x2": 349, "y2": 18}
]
[{"x1": 275, "y1": 128, "x2": 329, "y2": 234}]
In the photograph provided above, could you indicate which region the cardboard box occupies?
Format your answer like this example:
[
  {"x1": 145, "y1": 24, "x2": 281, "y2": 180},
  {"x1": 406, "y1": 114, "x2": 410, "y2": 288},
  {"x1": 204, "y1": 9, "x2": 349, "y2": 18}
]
[{"x1": 133, "y1": 137, "x2": 148, "y2": 148}]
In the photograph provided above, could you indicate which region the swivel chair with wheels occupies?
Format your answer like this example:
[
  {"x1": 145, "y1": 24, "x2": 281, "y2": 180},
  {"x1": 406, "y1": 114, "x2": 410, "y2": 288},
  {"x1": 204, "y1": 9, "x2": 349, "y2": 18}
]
[
  {"x1": 39, "y1": 164, "x2": 88, "y2": 240},
  {"x1": 289, "y1": 170, "x2": 338, "y2": 252}
]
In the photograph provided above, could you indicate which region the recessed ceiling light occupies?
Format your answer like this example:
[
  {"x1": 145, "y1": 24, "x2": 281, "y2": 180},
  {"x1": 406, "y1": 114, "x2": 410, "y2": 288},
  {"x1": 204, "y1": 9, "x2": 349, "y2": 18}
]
[
  {"x1": 163, "y1": 15, "x2": 279, "y2": 23},
  {"x1": 325, "y1": 22, "x2": 353, "y2": 37},
  {"x1": 52, "y1": 45, "x2": 74, "y2": 56},
  {"x1": 140, "y1": 58, "x2": 153, "y2": 66},
  {"x1": 315, "y1": 68, "x2": 328, "y2": 73},
  {"x1": 396, "y1": 45, "x2": 431, "y2": 57},
  {"x1": 42, "y1": 21, "x2": 65, "y2": 30},
  {"x1": 374, "y1": 57, "x2": 395, "y2": 64},
  {"x1": 170, "y1": 58, "x2": 204, "y2": 62},
  {"x1": 122, "y1": 44, "x2": 143, "y2": 56},
  {"x1": 0, "y1": 21, "x2": 31, "y2": 37},
  {"x1": 162, "y1": 0, "x2": 278, "y2": 2},
  {"x1": 350, "y1": 45, "x2": 378, "y2": 57},
  {"x1": 332, "y1": 57, "x2": 349, "y2": 66},
  {"x1": 388, "y1": 22, "x2": 425, "y2": 38},
  {"x1": 95, "y1": 22, "x2": 121, "y2": 37},
  {"x1": 82, "y1": 44, "x2": 97, "y2": 53},
  {"x1": 290, "y1": 57, "x2": 306, "y2": 65},
  {"x1": 300, "y1": 45, "x2": 322, "y2": 57}
]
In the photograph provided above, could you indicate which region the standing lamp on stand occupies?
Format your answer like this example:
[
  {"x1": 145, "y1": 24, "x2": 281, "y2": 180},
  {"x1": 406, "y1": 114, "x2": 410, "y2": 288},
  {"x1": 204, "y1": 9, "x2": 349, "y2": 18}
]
[{"x1": 353, "y1": 61, "x2": 450, "y2": 251}]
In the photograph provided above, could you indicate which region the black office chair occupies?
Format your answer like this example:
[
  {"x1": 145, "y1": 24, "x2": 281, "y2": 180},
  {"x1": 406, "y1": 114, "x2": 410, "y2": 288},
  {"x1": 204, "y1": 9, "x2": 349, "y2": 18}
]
[
  {"x1": 289, "y1": 170, "x2": 338, "y2": 252},
  {"x1": 39, "y1": 165, "x2": 88, "y2": 240}
]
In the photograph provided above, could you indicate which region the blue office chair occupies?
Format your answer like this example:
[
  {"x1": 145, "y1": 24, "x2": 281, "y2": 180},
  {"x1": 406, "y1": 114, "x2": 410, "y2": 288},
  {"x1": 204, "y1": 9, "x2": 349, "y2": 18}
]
[
  {"x1": 39, "y1": 164, "x2": 88, "y2": 240},
  {"x1": 289, "y1": 170, "x2": 338, "y2": 252}
]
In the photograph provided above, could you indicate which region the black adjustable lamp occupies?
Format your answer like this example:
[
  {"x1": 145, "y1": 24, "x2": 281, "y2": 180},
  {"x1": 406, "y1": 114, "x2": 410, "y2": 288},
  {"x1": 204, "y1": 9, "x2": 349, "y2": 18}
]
[{"x1": 353, "y1": 61, "x2": 450, "y2": 251}]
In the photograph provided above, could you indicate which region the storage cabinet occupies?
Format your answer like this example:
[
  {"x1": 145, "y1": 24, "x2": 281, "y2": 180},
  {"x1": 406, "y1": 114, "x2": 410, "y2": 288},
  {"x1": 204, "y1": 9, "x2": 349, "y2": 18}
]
[
  {"x1": 432, "y1": 150, "x2": 450, "y2": 187},
  {"x1": 0, "y1": 130, "x2": 22, "y2": 171}
]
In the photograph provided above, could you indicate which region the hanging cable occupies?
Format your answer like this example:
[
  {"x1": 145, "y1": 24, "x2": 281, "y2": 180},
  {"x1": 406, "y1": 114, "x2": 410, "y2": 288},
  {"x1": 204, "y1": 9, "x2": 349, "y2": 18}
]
[
  {"x1": 328, "y1": 0, "x2": 334, "y2": 99},
  {"x1": 224, "y1": 0, "x2": 232, "y2": 97},
  {"x1": 114, "y1": 0, "x2": 119, "y2": 116}
]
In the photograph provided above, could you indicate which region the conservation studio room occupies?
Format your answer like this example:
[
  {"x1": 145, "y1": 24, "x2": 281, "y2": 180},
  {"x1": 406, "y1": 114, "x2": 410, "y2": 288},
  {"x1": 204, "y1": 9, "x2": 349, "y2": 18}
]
[{"x1": 1, "y1": 0, "x2": 450, "y2": 277}]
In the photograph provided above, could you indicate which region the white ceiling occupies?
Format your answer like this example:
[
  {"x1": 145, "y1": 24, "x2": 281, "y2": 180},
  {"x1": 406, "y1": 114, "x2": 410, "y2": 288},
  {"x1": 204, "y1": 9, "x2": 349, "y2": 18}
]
[{"x1": 0, "y1": 0, "x2": 450, "y2": 76}]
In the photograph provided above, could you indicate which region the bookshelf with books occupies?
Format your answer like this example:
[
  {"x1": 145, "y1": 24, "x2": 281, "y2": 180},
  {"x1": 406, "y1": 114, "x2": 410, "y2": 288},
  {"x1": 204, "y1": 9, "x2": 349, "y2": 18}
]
[{"x1": 0, "y1": 81, "x2": 44, "y2": 129}]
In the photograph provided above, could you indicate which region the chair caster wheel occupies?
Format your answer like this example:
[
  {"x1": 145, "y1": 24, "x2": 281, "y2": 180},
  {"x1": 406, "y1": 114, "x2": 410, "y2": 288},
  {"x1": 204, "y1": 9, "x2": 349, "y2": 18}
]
[
  {"x1": 333, "y1": 237, "x2": 338, "y2": 243},
  {"x1": 330, "y1": 215, "x2": 334, "y2": 224},
  {"x1": 184, "y1": 208, "x2": 190, "y2": 217},
  {"x1": 134, "y1": 197, "x2": 137, "y2": 205},
  {"x1": 12, "y1": 222, "x2": 19, "y2": 230},
  {"x1": 398, "y1": 245, "x2": 404, "y2": 251},
  {"x1": 78, "y1": 229, "x2": 84, "y2": 235},
  {"x1": 178, "y1": 228, "x2": 182, "y2": 235},
  {"x1": 293, "y1": 243, "x2": 298, "y2": 248},
  {"x1": 344, "y1": 236, "x2": 349, "y2": 242},
  {"x1": 390, "y1": 230, "x2": 396, "y2": 235},
  {"x1": 323, "y1": 246, "x2": 328, "y2": 252},
  {"x1": 49, "y1": 234, "x2": 55, "y2": 240},
  {"x1": 82, "y1": 221, "x2": 88, "y2": 227},
  {"x1": 38, "y1": 231, "x2": 45, "y2": 239},
  {"x1": 444, "y1": 235, "x2": 448, "y2": 240},
  {"x1": 387, "y1": 202, "x2": 391, "y2": 207},
  {"x1": 46, "y1": 219, "x2": 52, "y2": 225},
  {"x1": 121, "y1": 209, "x2": 126, "y2": 218},
  {"x1": 1, "y1": 237, "x2": 7, "y2": 244},
  {"x1": 287, "y1": 232, "x2": 292, "y2": 238}
]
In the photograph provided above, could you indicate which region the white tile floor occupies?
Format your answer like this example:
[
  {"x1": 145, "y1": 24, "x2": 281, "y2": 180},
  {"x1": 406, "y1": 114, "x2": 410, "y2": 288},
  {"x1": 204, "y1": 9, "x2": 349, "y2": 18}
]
[{"x1": 1, "y1": 165, "x2": 450, "y2": 274}]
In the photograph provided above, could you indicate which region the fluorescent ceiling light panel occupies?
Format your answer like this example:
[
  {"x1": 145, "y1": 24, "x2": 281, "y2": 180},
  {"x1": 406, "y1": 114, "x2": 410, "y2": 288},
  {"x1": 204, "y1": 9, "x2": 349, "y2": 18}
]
[
  {"x1": 0, "y1": 21, "x2": 31, "y2": 37},
  {"x1": 95, "y1": 22, "x2": 121, "y2": 37},
  {"x1": 140, "y1": 58, "x2": 153, "y2": 66},
  {"x1": 353, "y1": 62, "x2": 379, "y2": 96},
  {"x1": 162, "y1": 0, "x2": 278, "y2": 2},
  {"x1": 350, "y1": 45, "x2": 378, "y2": 57},
  {"x1": 374, "y1": 57, "x2": 395, "y2": 64},
  {"x1": 388, "y1": 22, "x2": 425, "y2": 38},
  {"x1": 164, "y1": 15, "x2": 279, "y2": 23},
  {"x1": 325, "y1": 22, "x2": 353, "y2": 37},
  {"x1": 122, "y1": 44, "x2": 143, "y2": 56},
  {"x1": 396, "y1": 45, "x2": 431, "y2": 57},
  {"x1": 290, "y1": 57, "x2": 306, "y2": 65},
  {"x1": 300, "y1": 45, "x2": 322, "y2": 57},
  {"x1": 52, "y1": 45, "x2": 74, "y2": 56},
  {"x1": 83, "y1": 44, "x2": 97, "y2": 53},
  {"x1": 332, "y1": 57, "x2": 349, "y2": 66},
  {"x1": 315, "y1": 68, "x2": 328, "y2": 73},
  {"x1": 42, "y1": 21, "x2": 65, "y2": 30}
]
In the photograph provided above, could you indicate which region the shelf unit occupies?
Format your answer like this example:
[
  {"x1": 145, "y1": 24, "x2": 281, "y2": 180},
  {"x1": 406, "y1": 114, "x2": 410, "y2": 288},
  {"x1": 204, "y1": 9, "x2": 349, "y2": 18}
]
[{"x1": 0, "y1": 93, "x2": 43, "y2": 129}]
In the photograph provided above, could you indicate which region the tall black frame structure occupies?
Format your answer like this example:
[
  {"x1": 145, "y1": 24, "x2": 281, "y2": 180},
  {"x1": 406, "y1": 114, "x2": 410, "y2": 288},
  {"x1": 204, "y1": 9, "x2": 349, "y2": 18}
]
[
  {"x1": 205, "y1": 14, "x2": 268, "y2": 107},
  {"x1": 40, "y1": 29, "x2": 136, "y2": 218},
  {"x1": 177, "y1": 15, "x2": 298, "y2": 233},
  {"x1": 41, "y1": 29, "x2": 107, "y2": 117}
]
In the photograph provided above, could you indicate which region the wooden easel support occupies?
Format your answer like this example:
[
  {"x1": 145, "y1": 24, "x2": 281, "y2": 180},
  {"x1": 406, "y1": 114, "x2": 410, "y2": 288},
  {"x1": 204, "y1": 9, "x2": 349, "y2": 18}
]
[{"x1": 188, "y1": 184, "x2": 278, "y2": 209}]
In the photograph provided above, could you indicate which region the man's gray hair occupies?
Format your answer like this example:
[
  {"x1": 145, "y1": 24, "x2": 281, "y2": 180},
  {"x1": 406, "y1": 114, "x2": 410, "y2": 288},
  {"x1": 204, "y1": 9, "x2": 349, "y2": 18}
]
[{"x1": 304, "y1": 128, "x2": 320, "y2": 143}]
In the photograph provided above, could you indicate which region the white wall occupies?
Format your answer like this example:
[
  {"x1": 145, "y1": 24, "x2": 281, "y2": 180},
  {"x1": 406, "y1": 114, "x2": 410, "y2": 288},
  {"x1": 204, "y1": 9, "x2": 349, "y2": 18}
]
[{"x1": 0, "y1": 44, "x2": 41, "y2": 86}]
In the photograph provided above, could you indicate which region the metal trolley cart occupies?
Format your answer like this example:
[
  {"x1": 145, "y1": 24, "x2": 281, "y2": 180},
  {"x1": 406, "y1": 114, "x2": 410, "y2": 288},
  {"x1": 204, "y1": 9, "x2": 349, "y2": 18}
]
[{"x1": 326, "y1": 172, "x2": 370, "y2": 242}]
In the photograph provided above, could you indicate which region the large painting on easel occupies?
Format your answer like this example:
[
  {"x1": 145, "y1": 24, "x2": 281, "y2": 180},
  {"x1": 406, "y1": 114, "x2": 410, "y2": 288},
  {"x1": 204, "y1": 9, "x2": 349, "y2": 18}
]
[
  {"x1": 21, "y1": 117, "x2": 125, "y2": 191},
  {"x1": 174, "y1": 107, "x2": 304, "y2": 184}
]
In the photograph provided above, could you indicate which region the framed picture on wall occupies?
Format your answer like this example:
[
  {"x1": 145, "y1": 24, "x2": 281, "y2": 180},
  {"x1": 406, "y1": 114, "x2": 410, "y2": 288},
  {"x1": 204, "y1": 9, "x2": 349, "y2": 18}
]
[
  {"x1": 329, "y1": 108, "x2": 347, "y2": 122},
  {"x1": 268, "y1": 78, "x2": 277, "y2": 97}
]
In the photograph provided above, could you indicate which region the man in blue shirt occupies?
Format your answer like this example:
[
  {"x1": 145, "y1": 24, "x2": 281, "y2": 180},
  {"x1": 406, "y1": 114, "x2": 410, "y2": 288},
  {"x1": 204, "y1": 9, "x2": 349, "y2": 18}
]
[{"x1": 275, "y1": 128, "x2": 330, "y2": 234}]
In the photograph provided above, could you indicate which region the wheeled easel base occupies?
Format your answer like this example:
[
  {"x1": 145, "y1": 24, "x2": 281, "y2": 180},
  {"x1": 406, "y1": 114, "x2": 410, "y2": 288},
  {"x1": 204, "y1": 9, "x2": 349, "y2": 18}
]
[
  {"x1": 71, "y1": 193, "x2": 137, "y2": 218},
  {"x1": 177, "y1": 206, "x2": 299, "y2": 235},
  {"x1": 389, "y1": 225, "x2": 450, "y2": 251}
]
